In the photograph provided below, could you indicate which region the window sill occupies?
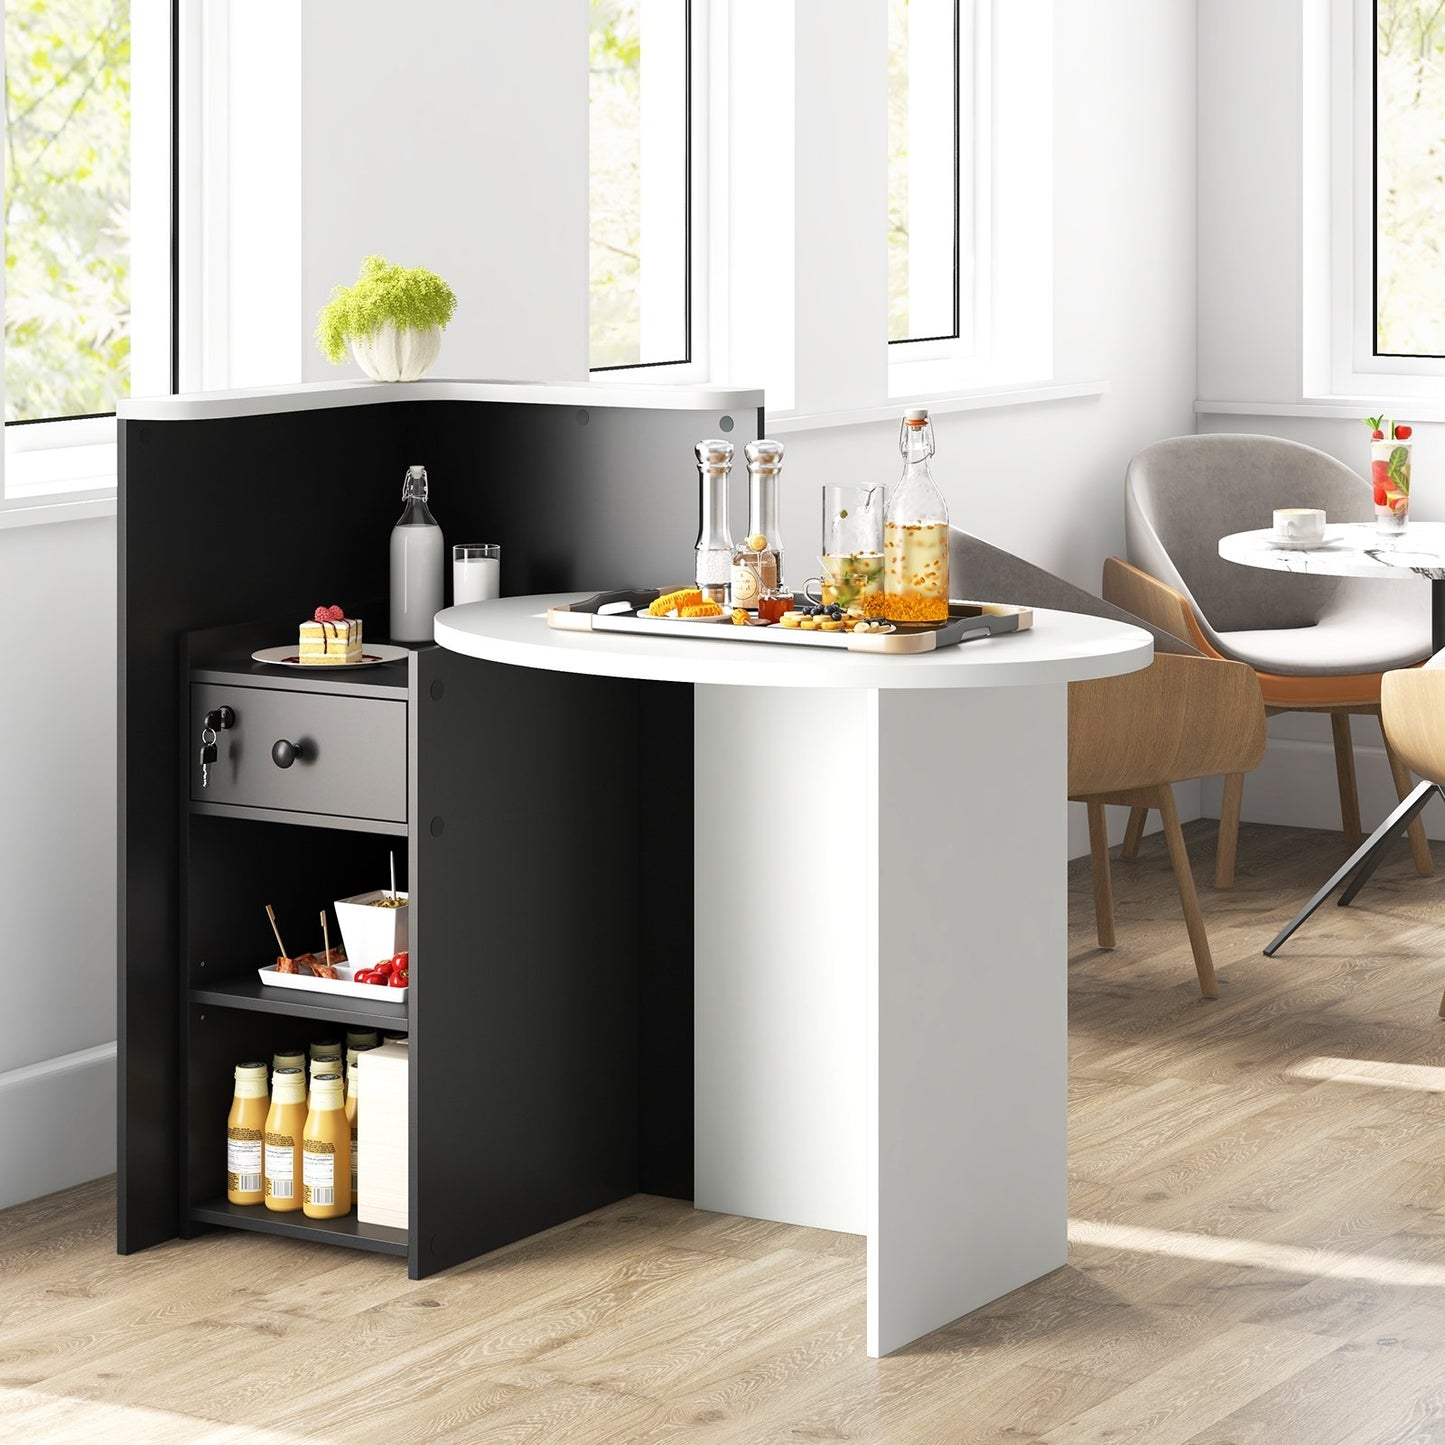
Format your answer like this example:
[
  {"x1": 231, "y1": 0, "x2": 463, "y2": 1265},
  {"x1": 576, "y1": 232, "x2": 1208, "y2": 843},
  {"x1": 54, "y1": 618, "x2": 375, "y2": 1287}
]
[
  {"x1": 768, "y1": 380, "x2": 1108, "y2": 434},
  {"x1": 1198, "y1": 397, "x2": 1445, "y2": 424},
  {"x1": 0, "y1": 494, "x2": 117, "y2": 530}
]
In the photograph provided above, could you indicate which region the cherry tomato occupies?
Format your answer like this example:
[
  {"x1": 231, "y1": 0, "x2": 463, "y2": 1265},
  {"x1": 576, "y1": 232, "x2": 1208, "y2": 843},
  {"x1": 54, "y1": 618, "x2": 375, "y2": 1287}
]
[
  {"x1": 390, "y1": 951, "x2": 409, "y2": 970},
  {"x1": 354, "y1": 969, "x2": 374, "y2": 984},
  {"x1": 388, "y1": 971, "x2": 408, "y2": 988},
  {"x1": 370, "y1": 972, "x2": 389, "y2": 986},
  {"x1": 374, "y1": 961, "x2": 395, "y2": 977}
]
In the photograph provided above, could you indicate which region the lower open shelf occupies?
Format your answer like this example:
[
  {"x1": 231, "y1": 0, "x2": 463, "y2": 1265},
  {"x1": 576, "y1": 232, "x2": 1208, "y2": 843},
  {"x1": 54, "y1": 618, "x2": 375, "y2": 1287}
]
[{"x1": 190, "y1": 1198, "x2": 408, "y2": 1256}]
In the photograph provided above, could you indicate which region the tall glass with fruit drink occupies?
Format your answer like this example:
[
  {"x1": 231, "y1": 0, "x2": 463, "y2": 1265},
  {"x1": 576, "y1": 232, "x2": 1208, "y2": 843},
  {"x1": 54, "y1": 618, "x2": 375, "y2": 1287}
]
[
  {"x1": 1365, "y1": 414, "x2": 1412, "y2": 536},
  {"x1": 877, "y1": 408, "x2": 949, "y2": 622},
  {"x1": 818, "y1": 484, "x2": 885, "y2": 611}
]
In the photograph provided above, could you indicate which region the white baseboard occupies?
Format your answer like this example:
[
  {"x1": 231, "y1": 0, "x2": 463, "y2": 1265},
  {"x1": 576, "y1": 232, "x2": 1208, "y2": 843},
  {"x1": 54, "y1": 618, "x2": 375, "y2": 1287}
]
[
  {"x1": 0, "y1": 1042, "x2": 116, "y2": 1211},
  {"x1": 1067, "y1": 780, "x2": 1203, "y2": 860},
  {"x1": 1201, "y1": 737, "x2": 1445, "y2": 839}
]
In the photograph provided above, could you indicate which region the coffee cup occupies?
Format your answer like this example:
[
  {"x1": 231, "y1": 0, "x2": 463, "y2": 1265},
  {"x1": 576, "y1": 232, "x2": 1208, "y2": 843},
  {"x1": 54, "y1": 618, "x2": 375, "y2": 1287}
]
[{"x1": 1273, "y1": 508, "x2": 1326, "y2": 544}]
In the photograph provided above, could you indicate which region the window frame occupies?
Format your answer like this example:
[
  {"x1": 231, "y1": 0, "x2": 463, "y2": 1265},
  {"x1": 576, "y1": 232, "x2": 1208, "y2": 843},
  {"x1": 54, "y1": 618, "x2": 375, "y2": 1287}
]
[
  {"x1": 1310, "y1": 0, "x2": 1445, "y2": 400},
  {"x1": 0, "y1": 0, "x2": 178, "y2": 516},
  {"x1": 588, "y1": 0, "x2": 710, "y2": 384}
]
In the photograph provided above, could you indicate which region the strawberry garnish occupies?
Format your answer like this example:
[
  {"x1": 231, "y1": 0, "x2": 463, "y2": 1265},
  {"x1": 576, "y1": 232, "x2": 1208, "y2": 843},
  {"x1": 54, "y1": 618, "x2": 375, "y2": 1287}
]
[
  {"x1": 1395, "y1": 424, "x2": 1413, "y2": 440},
  {"x1": 1372, "y1": 430, "x2": 1384, "y2": 441},
  {"x1": 1374, "y1": 485, "x2": 1388, "y2": 506}
]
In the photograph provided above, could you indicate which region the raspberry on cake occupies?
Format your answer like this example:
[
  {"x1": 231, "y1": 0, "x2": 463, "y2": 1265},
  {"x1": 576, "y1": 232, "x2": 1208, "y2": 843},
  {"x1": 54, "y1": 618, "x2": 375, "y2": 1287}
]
[{"x1": 300, "y1": 604, "x2": 362, "y2": 664}]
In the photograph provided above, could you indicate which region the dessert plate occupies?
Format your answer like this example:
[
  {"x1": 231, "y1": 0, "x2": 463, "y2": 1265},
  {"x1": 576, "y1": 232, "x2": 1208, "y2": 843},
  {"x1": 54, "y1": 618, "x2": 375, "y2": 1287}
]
[{"x1": 251, "y1": 643, "x2": 412, "y2": 669}]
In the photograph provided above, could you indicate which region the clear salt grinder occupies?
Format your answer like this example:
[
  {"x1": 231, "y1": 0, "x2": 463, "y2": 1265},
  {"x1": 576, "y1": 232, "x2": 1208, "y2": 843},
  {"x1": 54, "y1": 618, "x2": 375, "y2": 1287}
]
[{"x1": 694, "y1": 439, "x2": 735, "y2": 605}]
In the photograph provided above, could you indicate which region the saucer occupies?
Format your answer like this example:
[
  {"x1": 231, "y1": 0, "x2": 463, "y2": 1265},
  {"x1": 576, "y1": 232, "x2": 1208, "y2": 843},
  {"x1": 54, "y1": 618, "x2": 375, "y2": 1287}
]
[{"x1": 1266, "y1": 535, "x2": 1337, "y2": 551}]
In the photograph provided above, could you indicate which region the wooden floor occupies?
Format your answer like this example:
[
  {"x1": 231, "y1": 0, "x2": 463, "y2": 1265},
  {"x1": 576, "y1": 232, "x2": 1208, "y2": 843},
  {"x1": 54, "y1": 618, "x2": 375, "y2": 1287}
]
[{"x1": 7, "y1": 822, "x2": 1445, "y2": 1443}]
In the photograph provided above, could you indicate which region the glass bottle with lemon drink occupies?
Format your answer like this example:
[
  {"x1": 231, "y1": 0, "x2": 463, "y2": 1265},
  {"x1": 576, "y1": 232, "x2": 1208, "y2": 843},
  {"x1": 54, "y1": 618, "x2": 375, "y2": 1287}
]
[
  {"x1": 226, "y1": 1062, "x2": 269, "y2": 1205},
  {"x1": 263, "y1": 1067, "x2": 307, "y2": 1212},
  {"x1": 875, "y1": 408, "x2": 949, "y2": 622}
]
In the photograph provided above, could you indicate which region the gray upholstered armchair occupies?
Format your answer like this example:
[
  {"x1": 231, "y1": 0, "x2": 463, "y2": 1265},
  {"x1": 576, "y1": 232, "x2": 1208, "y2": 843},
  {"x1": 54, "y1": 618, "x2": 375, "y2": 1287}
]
[{"x1": 1107, "y1": 433, "x2": 1433, "y2": 878}]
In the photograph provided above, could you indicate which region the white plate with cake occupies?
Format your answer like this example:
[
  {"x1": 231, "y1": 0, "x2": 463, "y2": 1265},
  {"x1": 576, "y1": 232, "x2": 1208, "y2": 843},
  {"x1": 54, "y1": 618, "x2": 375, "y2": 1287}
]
[{"x1": 252, "y1": 603, "x2": 410, "y2": 669}]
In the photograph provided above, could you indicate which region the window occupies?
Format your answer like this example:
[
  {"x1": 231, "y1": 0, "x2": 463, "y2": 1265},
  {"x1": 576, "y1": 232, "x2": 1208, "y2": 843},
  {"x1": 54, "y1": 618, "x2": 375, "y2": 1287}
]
[
  {"x1": 888, "y1": 0, "x2": 961, "y2": 346},
  {"x1": 1374, "y1": 0, "x2": 1445, "y2": 358},
  {"x1": 2, "y1": 0, "x2": 171, "y2": 509},
  {"x1": 583, "y1": 0, "x2": 1052, "y2": 415},
  {"x1": 588, "y1": 0, "x2": 694, "y2": 373},
  {"x1": 1309, "y1": 0, "x2": 1445, "y2": 397}
]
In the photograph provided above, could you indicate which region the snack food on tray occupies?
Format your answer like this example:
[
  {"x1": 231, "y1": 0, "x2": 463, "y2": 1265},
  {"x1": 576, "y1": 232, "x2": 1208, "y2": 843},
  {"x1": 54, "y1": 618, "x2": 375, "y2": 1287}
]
[
  {"x1": 648, "y1": 588, "x2": 703, "y2": 617},
  {"x1": 679, "y1": 602, "x2": 724, "y2": 618},
  {"x1": 300, "y1": 604, "x2": 363, "y2": 663}
]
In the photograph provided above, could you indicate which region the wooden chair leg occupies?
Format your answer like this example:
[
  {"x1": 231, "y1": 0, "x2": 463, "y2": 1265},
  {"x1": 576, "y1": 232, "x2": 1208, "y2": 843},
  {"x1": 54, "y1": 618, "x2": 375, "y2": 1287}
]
[
  {"x1": 1120, "y1": 807, "x2": 1148, "y2": 860},
  {"x1": 1381, "y1": 722, "x2": 1434, "y2": 878},
  {"x1": 1086, "y1": 801, "x2": 1115, "y2": 949},
  {"x1": 1214, "y1": 772, "x2": 1244, "y2": 889},
  {"x1": 1331, "y1": 712, "x2": 1363, "y2": 845},
  {"x1": 1155, "y1": 785, "x2": 1219, "y2": 1000},
  {"x1": 1439, "y1": 984, "x2": 1445, "y2": 1022}
]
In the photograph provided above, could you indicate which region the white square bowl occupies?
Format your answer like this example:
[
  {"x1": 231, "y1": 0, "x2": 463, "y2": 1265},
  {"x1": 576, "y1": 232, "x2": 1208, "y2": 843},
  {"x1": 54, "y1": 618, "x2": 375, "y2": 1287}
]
[{"x1": 334, "y1": 890, "x2": 409, "y2": 971}]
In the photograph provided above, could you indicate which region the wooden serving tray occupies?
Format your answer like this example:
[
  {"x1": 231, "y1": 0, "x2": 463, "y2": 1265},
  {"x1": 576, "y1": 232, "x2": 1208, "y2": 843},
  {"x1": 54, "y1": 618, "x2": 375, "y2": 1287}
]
[{"x1": 548, "y1": 590, "x2": 1033, "y2": 654}]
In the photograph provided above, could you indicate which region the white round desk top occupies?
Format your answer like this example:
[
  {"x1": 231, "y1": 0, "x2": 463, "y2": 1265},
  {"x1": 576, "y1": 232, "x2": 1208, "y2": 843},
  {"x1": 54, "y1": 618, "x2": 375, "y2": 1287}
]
[
  {"x1": 434, "y1": 594, "x2": 1153, "y2": 690},
  {"x1": 1219, "y1": 522, "x2": 1445, "y2": 582}
]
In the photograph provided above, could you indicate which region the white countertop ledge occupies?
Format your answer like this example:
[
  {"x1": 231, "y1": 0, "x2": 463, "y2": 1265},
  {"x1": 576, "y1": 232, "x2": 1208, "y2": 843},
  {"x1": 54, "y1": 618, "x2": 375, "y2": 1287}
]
[
  {"x1": 435, "y1": 595, "x2": 1154, "y2": 691},
  {"x1": 116, "y1": 378, "x2": 766, "y2": 423}
]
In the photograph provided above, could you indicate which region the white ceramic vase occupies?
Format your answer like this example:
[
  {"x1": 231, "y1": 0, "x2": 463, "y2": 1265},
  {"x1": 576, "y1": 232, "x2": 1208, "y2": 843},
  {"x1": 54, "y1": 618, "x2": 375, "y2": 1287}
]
[{"x1": 350, "y1": 323, "x2": 442, "y2": 382}]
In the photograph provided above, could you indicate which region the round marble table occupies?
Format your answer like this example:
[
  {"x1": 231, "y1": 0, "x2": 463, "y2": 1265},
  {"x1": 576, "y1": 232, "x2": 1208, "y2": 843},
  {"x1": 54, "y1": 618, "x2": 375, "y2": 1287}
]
[
  {"x1": 1220, "y1": 523, "x2": 1445, "y2": 956},
  {"x1": 1220, "y1": 521, "x2": 1445, "y2": 652}
]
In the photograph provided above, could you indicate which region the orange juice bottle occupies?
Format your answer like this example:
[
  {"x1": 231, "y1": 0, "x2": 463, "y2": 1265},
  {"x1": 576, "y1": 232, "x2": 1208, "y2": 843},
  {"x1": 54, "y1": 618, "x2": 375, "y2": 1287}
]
[
  {"x1": 302, "y1": 1072, "x2": 351, "y2": 1218},
  {"x1": 226, "y1": 1062, "x2": 269, "y2": 1205},
  {"x1": 263, "y1": 1067, "x2": 307, "y2": 1213},
  {"x1": 308, "y1": 1053, "x2": 343, "y2": 1105}
]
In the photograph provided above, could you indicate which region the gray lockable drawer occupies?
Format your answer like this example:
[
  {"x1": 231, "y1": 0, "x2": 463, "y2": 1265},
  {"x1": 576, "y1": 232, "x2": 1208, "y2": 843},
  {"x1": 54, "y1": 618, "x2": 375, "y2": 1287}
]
[{"x1": 190, "y1": 684, "x2": 407, "y2": 823}]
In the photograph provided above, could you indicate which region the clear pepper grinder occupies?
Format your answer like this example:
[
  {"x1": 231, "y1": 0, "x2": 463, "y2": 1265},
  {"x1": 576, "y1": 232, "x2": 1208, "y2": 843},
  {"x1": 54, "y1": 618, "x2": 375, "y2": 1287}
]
[
  {"x1": 390, "y1": 464, "x2": 445, "y2": 642},
  {"x1": 694, "y1": 439, "x2": 735, "y2": 605},
  {"x1": 730, "y1": 439, "x2": 785, "y2": 608}
]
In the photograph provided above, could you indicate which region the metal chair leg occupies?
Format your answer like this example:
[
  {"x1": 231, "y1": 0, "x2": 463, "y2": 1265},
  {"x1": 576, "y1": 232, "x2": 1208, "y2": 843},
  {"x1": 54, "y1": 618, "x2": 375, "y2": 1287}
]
[{"x1": 1264, "y1": 781, "x2": 1440, "y2": 956}]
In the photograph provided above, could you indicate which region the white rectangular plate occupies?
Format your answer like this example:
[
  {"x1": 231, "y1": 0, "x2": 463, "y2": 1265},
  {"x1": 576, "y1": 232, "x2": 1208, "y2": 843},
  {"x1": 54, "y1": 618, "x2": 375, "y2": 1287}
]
[{"x1": 258, "y1": 962, "x2": 408, "y2": 1002}]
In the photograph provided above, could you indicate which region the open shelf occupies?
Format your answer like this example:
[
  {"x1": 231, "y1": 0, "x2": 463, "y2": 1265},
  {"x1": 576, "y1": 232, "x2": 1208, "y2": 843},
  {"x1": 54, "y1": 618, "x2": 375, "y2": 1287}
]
[
  {"x1": 190, "y1": 1198, "x2": 407, "y2": 1256},
  {"x1": 190, "y1": 975, "x2": 408, "y2": 1029}
]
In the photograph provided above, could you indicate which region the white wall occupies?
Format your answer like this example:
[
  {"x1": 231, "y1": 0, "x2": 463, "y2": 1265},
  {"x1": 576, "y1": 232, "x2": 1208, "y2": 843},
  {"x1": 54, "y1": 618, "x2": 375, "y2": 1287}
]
[
  {"x1": 298, "y1": 1, "x2": 588, "y2": 385},
  {"x1": 0, "y1": 517, "x2": 118, "y2": 1208},
  {"x1": 1196, "y1": 0, "x2": 1445, "y2": 840}
]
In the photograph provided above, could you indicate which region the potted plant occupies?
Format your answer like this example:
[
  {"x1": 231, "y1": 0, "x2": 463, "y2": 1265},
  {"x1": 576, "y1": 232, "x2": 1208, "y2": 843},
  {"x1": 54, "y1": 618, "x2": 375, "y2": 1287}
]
[{"x1": 315, "y1": 255, "x2": 457, "y2": 382}]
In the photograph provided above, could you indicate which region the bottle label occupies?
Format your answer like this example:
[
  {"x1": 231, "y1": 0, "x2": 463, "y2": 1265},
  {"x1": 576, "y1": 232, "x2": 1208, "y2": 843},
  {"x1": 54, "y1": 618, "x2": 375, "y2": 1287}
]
[
  {"x1": 731, "y1": 563, "x2": 761, "y2": 606},
  {"x1": 264, "y1": 1131, "x2": 296, "y2": 1200},
  {"x1": 350, "y1": 1125, "x2": 359, "y2": 1196},
  {"x1": 303, "y1": 1140, "x2": 336, "y2": 1207},
  {"x1": 227, "y1": 1128, "x2": 263, "y2": 1195}
]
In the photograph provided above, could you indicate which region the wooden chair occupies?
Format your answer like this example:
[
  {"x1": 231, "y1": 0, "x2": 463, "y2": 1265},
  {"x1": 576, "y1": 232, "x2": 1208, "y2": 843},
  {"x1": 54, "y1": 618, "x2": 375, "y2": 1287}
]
[
  {"x1": 1069, "y1": 654, "x2": 1267, "y2": 998},
  {"x1": 1112, "y1": 434, "x2": 1433, "y2": 878},
  {"x1": 1379, "y1": 659, "x2": 1445, "y2": 1016}
]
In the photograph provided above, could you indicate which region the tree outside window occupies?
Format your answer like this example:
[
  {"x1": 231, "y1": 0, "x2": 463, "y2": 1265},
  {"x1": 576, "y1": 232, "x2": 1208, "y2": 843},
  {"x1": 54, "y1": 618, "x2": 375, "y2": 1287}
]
[{"x1": 5, "y1": 0, "x2": 132, "y2": 422}]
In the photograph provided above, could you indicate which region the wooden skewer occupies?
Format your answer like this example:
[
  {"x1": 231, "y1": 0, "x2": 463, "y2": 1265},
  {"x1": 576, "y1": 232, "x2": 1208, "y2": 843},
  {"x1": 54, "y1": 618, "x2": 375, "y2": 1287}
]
[
  {"x1": 320, "y1": 909, "x2": 330, "y2": 963},
  {"x1": 265, "y1": 903, "x2": 288, "y2": 959}
]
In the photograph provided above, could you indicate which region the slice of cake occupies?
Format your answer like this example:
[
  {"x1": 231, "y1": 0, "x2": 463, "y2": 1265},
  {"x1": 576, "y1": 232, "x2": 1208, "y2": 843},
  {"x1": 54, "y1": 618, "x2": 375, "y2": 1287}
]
[{"x1": 300, "y1": 605, "x2": 363, "y2": 664}]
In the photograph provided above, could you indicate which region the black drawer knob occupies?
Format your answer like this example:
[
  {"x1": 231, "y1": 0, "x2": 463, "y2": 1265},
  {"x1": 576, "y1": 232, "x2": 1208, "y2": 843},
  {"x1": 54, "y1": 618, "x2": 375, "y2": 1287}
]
[{"x1": 271, "y1": 739, "x2": 304, "y2": 769}]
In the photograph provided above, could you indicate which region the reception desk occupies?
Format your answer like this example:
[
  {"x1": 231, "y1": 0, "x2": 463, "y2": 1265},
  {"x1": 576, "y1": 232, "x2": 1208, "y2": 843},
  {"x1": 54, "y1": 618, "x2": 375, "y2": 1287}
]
[{"x1": 436, "y1": 594, "x2": 1152, "y2": 1355}]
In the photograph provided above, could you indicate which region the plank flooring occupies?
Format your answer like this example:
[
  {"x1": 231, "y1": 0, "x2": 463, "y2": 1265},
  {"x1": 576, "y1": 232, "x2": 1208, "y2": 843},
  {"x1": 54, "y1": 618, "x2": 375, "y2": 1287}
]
[{"x1": 7, "y1": 821, "x2": 1445, "y2": 1442}]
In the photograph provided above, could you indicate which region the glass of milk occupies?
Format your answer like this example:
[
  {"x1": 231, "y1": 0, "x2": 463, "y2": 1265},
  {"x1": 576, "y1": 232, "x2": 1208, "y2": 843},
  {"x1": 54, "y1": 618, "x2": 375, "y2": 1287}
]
[{"x1": 453, "y1": 544, "x2": 501, "y2": 605}]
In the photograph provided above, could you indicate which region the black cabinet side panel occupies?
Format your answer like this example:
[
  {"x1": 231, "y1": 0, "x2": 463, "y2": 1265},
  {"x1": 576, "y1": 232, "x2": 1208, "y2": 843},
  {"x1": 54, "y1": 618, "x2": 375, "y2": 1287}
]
[
  {"x1": 412, "y1": 652, "x2": 643, "y2": 1277},
  {"x1": 637, "y1": 681, "x2": 694, "y2": 1200}
]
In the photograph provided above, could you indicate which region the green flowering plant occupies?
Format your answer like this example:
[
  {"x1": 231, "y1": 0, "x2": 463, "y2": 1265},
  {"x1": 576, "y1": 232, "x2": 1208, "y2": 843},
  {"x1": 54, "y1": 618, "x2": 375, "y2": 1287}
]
[{"x1": 315, "y1": 255, "x2": 458, "y2": 364}]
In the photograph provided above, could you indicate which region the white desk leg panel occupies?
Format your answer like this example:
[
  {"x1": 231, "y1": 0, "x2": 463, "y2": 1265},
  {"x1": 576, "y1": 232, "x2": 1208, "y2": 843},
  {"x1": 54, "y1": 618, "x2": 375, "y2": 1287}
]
[{"x1": 694, "y1": 682, "x2": 1069, "y2": 1356}]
